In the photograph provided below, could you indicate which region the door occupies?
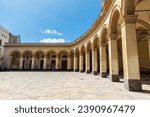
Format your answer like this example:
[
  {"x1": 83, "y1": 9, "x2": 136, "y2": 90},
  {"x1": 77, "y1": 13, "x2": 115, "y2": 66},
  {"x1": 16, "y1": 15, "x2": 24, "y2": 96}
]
[
  {"x1": 51, "y1": 60, "x2": 56, "y2": 70},
  {"x1": 40, "y1": 60, "x2": 44, "y2": 70},
  {"x1": 61, "y1": 60, "x2": 67, "y2": 71}
]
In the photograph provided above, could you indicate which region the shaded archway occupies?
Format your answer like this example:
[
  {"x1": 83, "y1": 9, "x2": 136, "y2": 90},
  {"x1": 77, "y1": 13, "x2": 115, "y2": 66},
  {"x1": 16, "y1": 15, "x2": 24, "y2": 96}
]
[
  {"x1": 22, "y1": 50, "x2": 33, "y2": 70},
  {"x1": 46, "y1": 50, "x2": 57, "y2": 70},
  {"x1": 80, "y1": 45, "x2": 86, "y2": 72},
  {"x1": 58, "y1": 50, "x2": 68, "y2": 71},
  {"x1": 86, "y1": 42, "x2": 92, "y2": 73},
  {"x1": 34, "y1": 50, "x2": 45, "y2": 70},
  {"x1": 100, "y1": 26, "x2": 109, "y2": 77},
  {"x1": 92, "y1": 35, "x2": 100, "y2": 75},
  {"x1": 109, "y1": 8, "x2": 123, "y2": 82},
  {"x1": 10, "y1": 50, "x2": 21, "y2": 70}
]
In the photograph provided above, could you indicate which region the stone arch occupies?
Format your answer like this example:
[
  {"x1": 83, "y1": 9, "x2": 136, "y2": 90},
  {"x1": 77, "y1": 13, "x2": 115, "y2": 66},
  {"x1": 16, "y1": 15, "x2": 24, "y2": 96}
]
[
  {"x1": 58, "y1": 50, "x2": 68, "y2": 71},
  {"x1": 109, "y1": 7, "x2": 121, "y2": 35},
  {"x1": 136, "y1": 19, "x2": 150, "y2": 75},
  {"x1": 99, "y1": 25, "x2": 110, "y2": 77},
  {"x1": 122, "y1": 0, "x2": 141, "y2": 15},
  {"x1": 46, "y1": 50, "x2": 57, "y2": 70},
  {"x1": 22, "y1": 50, "x2": 33, "y2": 70},
  {"x1": 92, "y1": 35, "x2": 100, "y2": 74},
  {"x1": 109, "y1": 8, "x2": 124, "y2": 77},
  {"x1": 10, "y1": 50, "x2": 21, "y2": 70},
  {"x1": 34, "y1": 50, "x2": 45, "y2": 70},
  {"x1": 86, "y1": 41, "x2": 92, "y2": 73}
]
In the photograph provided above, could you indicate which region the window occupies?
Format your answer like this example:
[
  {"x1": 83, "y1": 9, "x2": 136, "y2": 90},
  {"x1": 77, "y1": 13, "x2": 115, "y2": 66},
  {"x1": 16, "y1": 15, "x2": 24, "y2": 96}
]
[{"x1": 0, "y1": 40, "x2": 2, "y2": 46}]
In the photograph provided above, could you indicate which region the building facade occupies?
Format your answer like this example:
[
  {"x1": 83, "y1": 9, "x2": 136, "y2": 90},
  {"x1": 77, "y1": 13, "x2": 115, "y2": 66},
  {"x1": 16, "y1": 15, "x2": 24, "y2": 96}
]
[
  {"x1": 0, "y1": 25, "x2": 20, "y2": 69},
  {"x1": 3, "y1": 0, "x2": 150, "y2": 91}
]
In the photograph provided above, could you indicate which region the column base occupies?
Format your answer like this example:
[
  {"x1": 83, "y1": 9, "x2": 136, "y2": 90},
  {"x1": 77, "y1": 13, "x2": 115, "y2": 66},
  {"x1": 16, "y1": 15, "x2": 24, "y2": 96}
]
[
  {"x1": 110, "y1": 75, "x2": 119, "y2": 82},
  {"x1": 124, "y1": 79, "x2": 142, "y2": 91},
  {"x1": 80, "y1": 70, "x2": 84, "y2": 73},
  {"x1": 93, "y1": 71, "x2": 98, "y2": 75},
  {"x1": 101, "y1": 72, "x2": 107, "y2": 78},
  {"x1": 86, "y1": 70, "x2": 90, "y2": 74}
]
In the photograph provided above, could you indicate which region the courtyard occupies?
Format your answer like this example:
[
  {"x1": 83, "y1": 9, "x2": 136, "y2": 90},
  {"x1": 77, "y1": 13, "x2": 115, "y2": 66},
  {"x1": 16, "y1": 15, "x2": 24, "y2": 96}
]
[{"x1": 0, "y1": 72, "x2": 150, "y2": 100}]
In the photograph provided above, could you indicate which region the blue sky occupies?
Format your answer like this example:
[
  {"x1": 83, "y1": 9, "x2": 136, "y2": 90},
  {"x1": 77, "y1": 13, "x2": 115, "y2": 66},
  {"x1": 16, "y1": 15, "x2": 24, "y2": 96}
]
[{"x1": 0, "y1": 0, "x2": 102, "y2": 43}]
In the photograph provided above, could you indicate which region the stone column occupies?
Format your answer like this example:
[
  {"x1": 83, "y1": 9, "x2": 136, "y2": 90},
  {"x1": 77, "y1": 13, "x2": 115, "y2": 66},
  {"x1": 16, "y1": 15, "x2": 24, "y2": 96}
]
[
  {"x1": 43, "y1": 57, "x2": 47, "y2": 70},
  {"x1": 19, "y1": 56, "x2": 23, "y2": 70},
  {"x1": 74, "y1": 55, "x2": 78, "y2": 72},
  {"x1": 86, "y1": 50, "x2": 90, "y2": 74},
  {"x1": 31, "y1": 57, "x2": 35, "y2": 70},
  {"x1": 100, "y1": 43, "x2": 107, "y2": 78},
  {"x1": 79, "y1": 53, "x2": 83, "y2": 72},
  {"x1": 67, "y1": 56, "x2": 71, "y2": 71},
  {"x1": 56, "y1": 56, "x2": 59, "y2": 70},
  {"x1": 108, "y1": 34, "x2": 119, "y2": 82},
  {"x1": 121, "y1": 15, "x2": 142, "y2": 91},
  {"x1": 92, "y1": 48, "x2": 98, "y2": 75}
]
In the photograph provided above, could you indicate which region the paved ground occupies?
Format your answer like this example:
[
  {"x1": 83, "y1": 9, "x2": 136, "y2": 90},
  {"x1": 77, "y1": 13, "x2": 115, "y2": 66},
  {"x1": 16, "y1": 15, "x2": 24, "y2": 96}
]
[{"x1": 0, "y1": 72, "x2": 150, "y2": 100}]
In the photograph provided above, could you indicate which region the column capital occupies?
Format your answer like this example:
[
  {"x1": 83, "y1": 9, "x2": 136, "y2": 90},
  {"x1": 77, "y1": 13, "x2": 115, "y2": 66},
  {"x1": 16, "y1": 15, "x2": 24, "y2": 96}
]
[
  {"x1": 92, "y1": 47, "x2": 97, "y2": 51},
  {"x1": 120, "y1": 15, "x2": 137, "y2": 25},
  {"x1": 100, "y1": 43, "x2": 107, "y2": 47},
  {"x1": 109, "y1": 34, "x2": 118, "y2": 41}
]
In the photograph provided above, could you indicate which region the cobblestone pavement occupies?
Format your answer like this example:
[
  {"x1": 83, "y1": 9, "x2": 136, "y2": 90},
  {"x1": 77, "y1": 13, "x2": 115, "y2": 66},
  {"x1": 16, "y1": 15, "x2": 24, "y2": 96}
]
[{"x1": 0, "y1": 72, "x2": 149, "y2": 100}]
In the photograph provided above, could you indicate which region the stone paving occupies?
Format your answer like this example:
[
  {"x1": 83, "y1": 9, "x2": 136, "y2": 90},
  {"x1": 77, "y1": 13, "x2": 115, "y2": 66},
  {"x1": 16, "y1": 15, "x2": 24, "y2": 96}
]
[{"x1": 0, "y1": 72, "x2": 150, "y2": 100}]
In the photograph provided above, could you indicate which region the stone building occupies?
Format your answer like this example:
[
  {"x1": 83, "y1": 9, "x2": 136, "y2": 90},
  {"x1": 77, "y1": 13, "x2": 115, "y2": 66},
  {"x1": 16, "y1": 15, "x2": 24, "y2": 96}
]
[
  {"x1": 3, "y1": 0, "x2": 150, "y2": 91},
  {"x1": 0, "y1": 25, "x2": 20, "y2": 69}
]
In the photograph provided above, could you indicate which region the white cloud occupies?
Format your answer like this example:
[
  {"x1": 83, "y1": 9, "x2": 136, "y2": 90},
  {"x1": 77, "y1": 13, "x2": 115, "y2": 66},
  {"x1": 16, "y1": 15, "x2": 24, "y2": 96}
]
[
  {"x1": 42, "y1": 29, "x2": 63, "y2": 36},
  {"x1": 40, "y1": 38, "x2": 65, "y2": 43}
]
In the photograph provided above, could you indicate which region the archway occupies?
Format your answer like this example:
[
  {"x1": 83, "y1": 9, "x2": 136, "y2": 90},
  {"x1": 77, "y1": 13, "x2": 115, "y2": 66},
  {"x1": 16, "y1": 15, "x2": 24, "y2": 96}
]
[
  {"x1": 46, "y1": 50, "x2": 57, "y2": 70},
  {"x1": 34, "y1": 50, "x2": 45, "y2": 70},
  {"x1": 58, "y1": 50, "x2": 68, "y2": 71},
  {"x1": 22, "y1": 50, "x2": 33, "y2": 70},
  {"x1": 10, "y1": 50, "x2": 21, "y2": 70}
]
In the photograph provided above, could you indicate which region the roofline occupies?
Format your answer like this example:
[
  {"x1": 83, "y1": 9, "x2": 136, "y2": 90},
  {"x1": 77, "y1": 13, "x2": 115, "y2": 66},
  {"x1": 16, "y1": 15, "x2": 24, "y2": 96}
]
[{"x1": 0, "y1": 25, "x2": 10, "y2": 34}]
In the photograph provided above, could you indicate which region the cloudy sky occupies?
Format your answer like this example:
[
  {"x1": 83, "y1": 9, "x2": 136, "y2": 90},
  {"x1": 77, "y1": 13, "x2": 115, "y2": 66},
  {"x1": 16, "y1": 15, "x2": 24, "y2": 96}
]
[{"x1": 0, "y1": 0, "x2": 102, "y2": 43}]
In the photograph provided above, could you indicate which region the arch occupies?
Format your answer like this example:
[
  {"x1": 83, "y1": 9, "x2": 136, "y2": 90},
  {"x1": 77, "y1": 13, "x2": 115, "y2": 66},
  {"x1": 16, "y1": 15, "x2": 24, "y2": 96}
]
[
  {"x1": 22, "y1": 50, "x2": 33, "y2": 56},
  {"x1": 22, "y1": 50, "x2": 33, "y2": 70},
  {"x1": 46, "y1": 50, "x2": 57, "y2": 58},
  {"x1": 86, "y1": 41, "x2": 92, "y2": 51},
  {"x1": 100, "y1": 25, "x2": 108, "y2": 44},
  {"x1": 34, "y1": 50, "x2": 45, "y2": 57},
  {"x1": 93, "y1": 34, "x2": 99, "y2": 48},
  {"x1": 109, "y1": 6, "x2": 121, "y2": 35},
  {"x1": 10, "y1": 50, "x2": 21, "y2": 56},
  {"x1": 58, "y1": 50, "x2": 68, "y2": 57},
  {"x1": 10, "y1": 50, "x2": 21, "y2": 70},
  {"x1": 137, "y1": 19, "x2": 150, "y2": 35},
  {"x1": 122, "y1": 0, "x2": 140, "y2": 15}
]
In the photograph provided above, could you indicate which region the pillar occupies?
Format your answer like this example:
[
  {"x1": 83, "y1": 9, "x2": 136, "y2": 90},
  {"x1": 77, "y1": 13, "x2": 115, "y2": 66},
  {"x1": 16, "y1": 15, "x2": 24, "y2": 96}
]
[
  {"x1": 67, "y1": 56, "x2": 71, "y2": 71},
  {"x1": 92, "y1": 48, "x2": 98, "y2": 75},
  {"x1": 56, "y1": 56, "x2": 59, "y2": 70},
  {"x1": 108, "y1": 34, "x2": 119, "y2": 82},
  {"x1": 43, "y1": 57, "x2": 47, "y2": 70},
  {"x1": 19, "y1": 56, "x2": 23, "y2": 70},
  {"x1": 100, "y1": 43, "x2": 107, "y2": 78},
  {"x1": 86, "y1": 50, "x2": 90, "y2": 74},
  {"x1": 121, "y1": 15, "x2": 142, "y2": 91},
  {"x1": 79, "y1": 53, "x2": 83, "y2": 72},
  {"x1": 74, "y1": 55, "x2": 78, "y2": 72},
  {"x1": 31, "y1": 57, "x2": 35, "y2": 70}
]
